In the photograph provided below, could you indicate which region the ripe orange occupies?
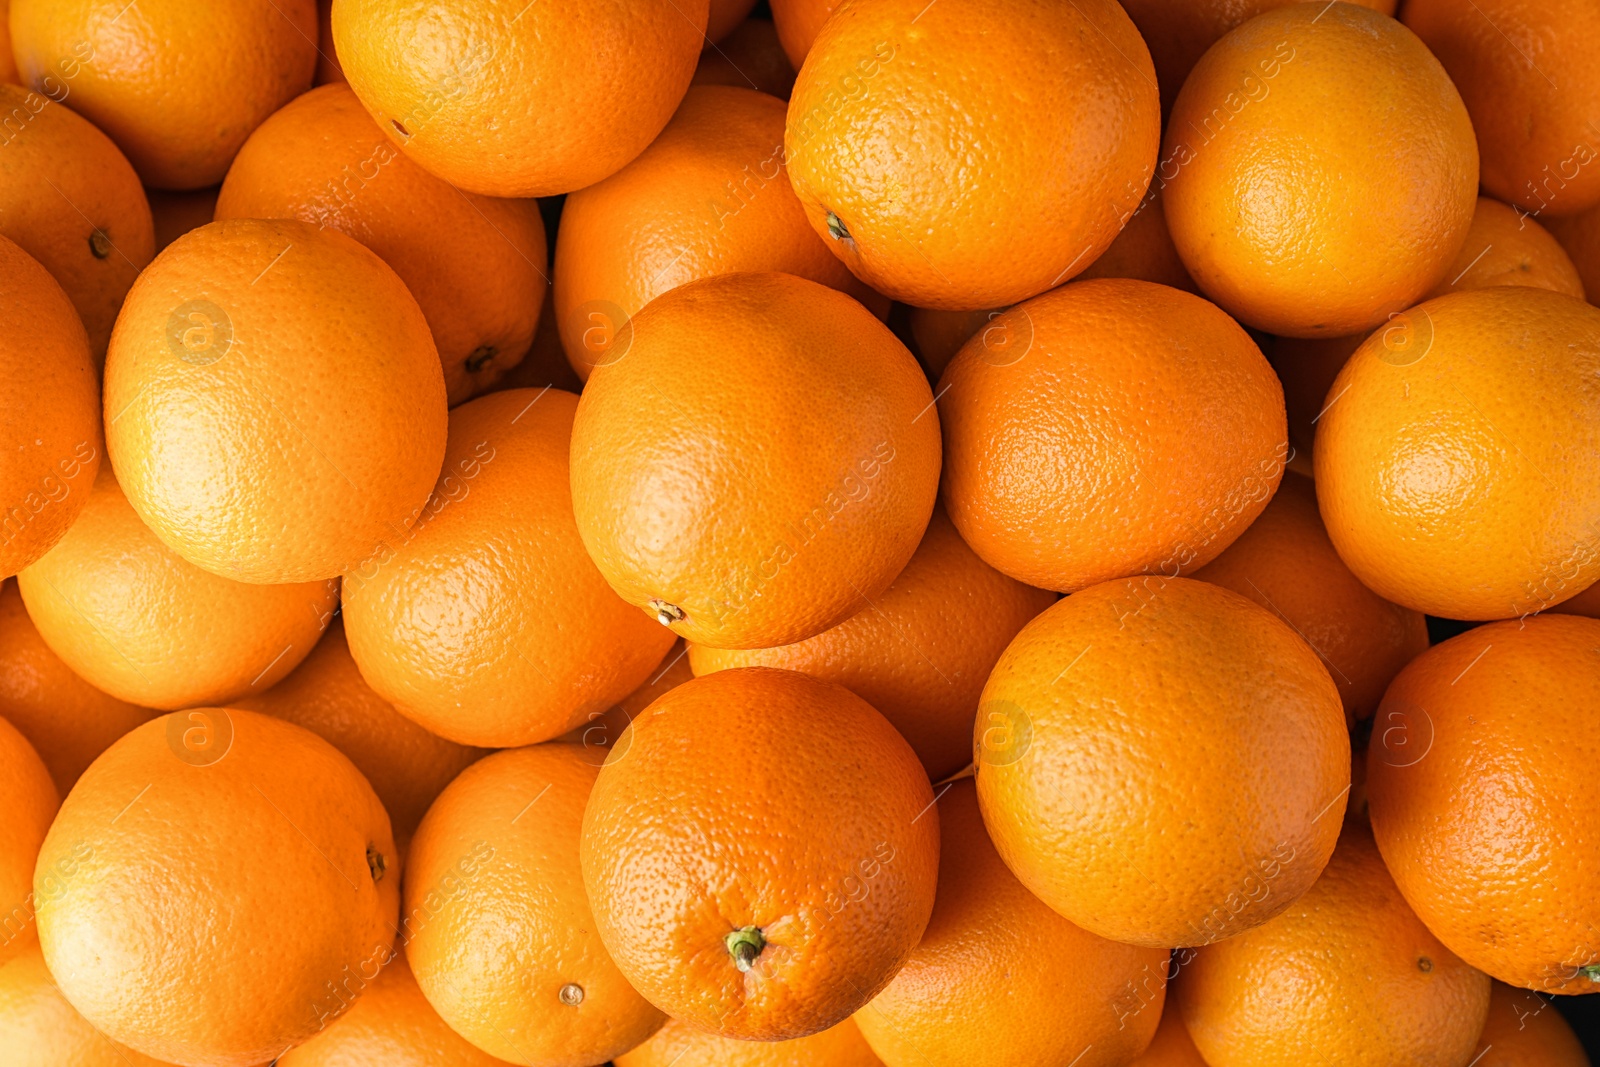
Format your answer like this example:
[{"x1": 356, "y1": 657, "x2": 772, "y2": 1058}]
[
  {"x1": 313, "y1": 0, "x2": 344, "y2": 85},
  {"x1": 1426, "y1": 197, "x2": 1585, "y2": 299},
  {"x1": 581, "y1": 667, "x2": 940, "y2": 1040},
  {"x1": 855, "y1": 778, "x2": 1168, "y2": 1067},
  {"x1": 9, "y1": 0, "x2": 317, "y2": 189},
  {"x1": 1473, "y1": 981, "x2": 1591, "y2": 1067},
  {"x1": 554, "y1": 85, "x2": 880, "y2": 380},
  {"x1": 907, "y1": 308, "x2": 995, "y2": 384},
  {"x1": 1075, "y1": 186, "x2": 1197, "y2": 293},
  {"x1": 146, "y1": 186, "x2": 220, "y2": 253},
  {"x1": 404, "y1": 743, "x2": 664, "y2": 1066},
  {"x1": 975, "y1": 578, "x2": 1348, "y2": 948},
  {"x1": 1176, "y1": 823, "x2": 1491, "y2": 1067},
  {"x1": 0, "y1": 945, "x2": 172, "y2": 1066},
  {"x1": 693, "y1": 19, "x2": 796, "y2": 100},
  {"x1": 1314, "y1": 286, "x2": 1600, "y2": 619},
  {"x1": 1366, "y1": 614, "x2": 1600, "y2": 993},
  {"x1": 569, "y1": 272, "x2": 940, "y2": 650},
  {"x1": 0, "y1": 84, "x2": 154, "y2": 360},
  {"x1": 343, "y1": 388, "x2": 674, "y2": 748},
  {"x1": 18, "y1": 469, "x2": 335, "y2": 711},
  {"x1": 0, "y1": 11, "x2": 15, "y2": 85},
  {"x1": 1128, "y1": 1008, "x2": 1207, "y2": 1067},
  {"x1": 0, "y1": 578, "x2": 155, "y2": 793},
  {"x1": 769, "y1": 0, "x2": 839, "y2": 69},
  {"x1": 1267, "y1": 332, "x2": 1368, "y2": 464},
  {"x1": 333, "y1": 0, "x2": 709, "y2": 197},
  {"x1": 689, "y1": 509, "x2": 1056, "y2": 782},
  {"x1": 217, "y1": 83, "x2": 549, "y2": 404},
  {"x1": 0, "y1": 234, "x2": 100, "y2": 580},
  {"x1": 938, "y1": 279, "x2": 1286, "y2": 593},
  {"x1": 707, "y1": 0, "x2": 760, "y2": 42},
  {"x1": 104, "y1": 217, "x2": 447, "y2": 586},
  {"x1": 784, "y1": 0, "x2": 1159, "y2": 309},
  {"x1": 1162, "y1": 3, "x2": 1478, "y2": 337},
  {"x1": 1191, "y1": 473, "x2": 1429, "y2": 724},
  {"x1": 1551, "y1": 579, "x2": 1600, "y2": 620},
  {"x1": 618, "y1": 1016, "x2": 884, "y2": 1067},
  {"x1": 491, "y1": 285, "x2": 585, "y2": 396},
  {"x1": 36, "y1": 709, "x2": 399, "y2": 1066},
  {"x1": 1547, "y1": 203, "x2": 1600, "y2": 300},
  {"x1": 560, "y1": 641, "x2": 694, "y2": 766},
  {"x1": 0, "y1": 717, "x2": 56, "y2": 966}
]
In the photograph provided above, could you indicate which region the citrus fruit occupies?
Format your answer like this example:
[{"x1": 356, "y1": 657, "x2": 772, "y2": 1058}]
[
  {"x1": 404, "y1": 743, "x2": 664, "y2": 1066},
  {"x1": 146, "y1": 186, "x2": 220, "y2": 253},
  {"x1": 9, "y1": 0, "x2": 317, "y2": 189},
  {"x1": 1366, "y1": 614, "x2": 1600, "y2": 993},
  {"x1": 1267, "y1": 332, "x2": 1368, "y2": 465},
  {"x1": 313, "y1": 0, "x2": 343, "y2": 85},
  {"x1": 1547, "y1": 202, "x2": 1600, "y2": 300},
  {"x1": 769, "y1": 0, "x2": 839, "y2": 69},
  {"x1": 1313, "y1": 286, "x2": 1600, "y2": 619},
  {"x1": 1551, "y1": 580, "x2": 1600, "y2": 619},
  {"x1": 1176, "y1": 823, "x2": 1491, "y2": 1067},
  {"x1": 1162, "y1": 2, "x2": 1478, "y2": 337},
  {"x1": 693, "y1": 19, "x2": 796, "y2": 99},
  {"x1": 333, "y1": 0, "x2": 709, "y2": 197},
  {"x1": 975, "y1": 577, "x2": 1348, "y2": 948},
  {"x1": 907, "y1": 308, "x2": 996, "y2": 383},
  {"x1": 554, "y1": 84, "x2": 880, "y2": 379},
  {"x1": 617, "y1": 1016, "x2": 884, "y2": 1067},
  {"x1": 581, "y1": 667, "x2": 940, "y2": 1040},
  {"x1": 1128, "y1": 1007, "x2": 1207, "y2": 1067},
  {"x1": 343, "y1": 388, "x2": 674, "y2": 748},
  {"x1": 0, "y1": 945, "x2": 172, "y2": 1067},
  {"x1": 17, "y1": 468, "x2": 336, "y2": 711},
  {"x1": 103, "y1": 217, "x2": 448, "y2": 585},
  {"x1": 937, "y1": 278, "x2": 1286, "y2": 593},
  {"x1": 561, "y1": 641, "x2": 693, "y2": 766},
  {"x1": 855, "y1": 778, "x2": 1168, "y2": 1067},
  {"x1": 569, "y1": 271, "x2": 940, "y2": 650},
  {"x1": 1473, "y1": 981, "x2": 1591, "y2": 1067},
  {"x1": 0, "y1": 716, "x2": 56, "y2": 966},
  {"x1": 689, "y1": 508, "x2": 1056, "y2": 782},
  {"x1": 1075, "y1": 186, "x2": 1197, "y2": 293},
  {"x1": 35, "y1": 709, "x2": 399, "y2": 1066},
  {"x1": 1425, "y1": 197, "x2": 1585, "y2": 299},
  {"x1": 783, "y1": 0, "x2": 1159, "y2": 309},
  {"x1": 216, "y1": 83, "x2": 549, "y2": 404},
  {"x1": 707, "y1": 0, "x2": 759, "y2": 42}
]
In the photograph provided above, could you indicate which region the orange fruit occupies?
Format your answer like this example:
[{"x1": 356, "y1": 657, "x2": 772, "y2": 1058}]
[
  {"x1": 617, "y1": 1016, "x2": 884, "y2": 1067},
  {"x1": 1473, "y1": 981, "x2": 1592, "y2": 1067},
  {"x1": 1314, "y1": 286, "x2": 1600, "y2": 619},
  {"x1": 1268, "y1": 332, "x2": 1368, "y2": 463},
  {"x1": 1366, "y1": 614, "x2": 1600, "y2": 993},
  {"x1": 0, "y1": 234, "x2": 100, "y2": 580},
  {"x1": 1075, "y1": 186, "x2": 1197, "y2": 294},
  {"x1": 333, "y1": 0, "x2": 709, "y2": 197},
  {"x1": 554, "y1": 84, "x2": 880, "y2": 380},
  {"x1": 769, "y1": 0, "x2": 838, "y2": 69},
  {"x1": 693, "y1": 19, "x2": 797, "y2": 100},
  {"x1": 907, "y1": 307, "x2": 995, "y2": 384},
  {"x1": 1425, "y1": 197, "x2": 1585, "y2": 299},
  {"x1": 0, "y1": 9, "x2": 15, "y2": 85},
  {"x1": 1175, "y1": 823, "x2": 1491, "y2": 1067},
  {"x1": 0, "y1": 945, "x2": 172, "y2": 1066},
  {"x1": 570, "y1": 272, "x2": 940, "y2": 650},
  {"x1": 688, "y1": 508, "x2": 1056, "y2": 782},
  {"x1": 1191, "y1": 472, "x2": 1430, "y2": 725},
  {"x1": 581, "y1": 667, "x2": 940, "y2": 1040},
  {"x1": 1162, "y1": 3, "x2": 1478, "y2": 337},
  {"x1": 17, "y1": 468, "x2": 336, "y2": 711},
  {"x1": 35, "y1": 709, "x2": 399, "y2": 1066},
  {"x1": 1547, "y1": 203, "x2": 1600, "y2": 300},
  {"x1": 707, "y1": 0, "x2": 759, "y2": 42},
  {"x1": 785, "y1": 0, "x2": 1158, "y2": 310},
  {"x1": 854, "y1": 778, "x2": 1168, "y2": 1067},
  {"x1": 0, "y1": 716, "x2": 56, "y2": 966},
  {"x1": 313, "y1": 0, "x2": 344, "y2": 85},
  {"x1": 1551, "y1": 579, "x2": 1600, "y2": 619},
  {"x1": 404, "y1": 743, "x2": 664, "y2": 1066},
  {"x1": 233, "y1": 617, "x2": 483, "y2": 842},
  {"x1": 146, "y1": 186, "x2": 220, "y2": 253},
  {"x1": 491, "y1": 285, "x2": 585, "y2": 396},
  {"x1": 975, "y1": 577, "x2": 1349, "y2": 948},
  {"x1": 0, "y1": 578, "x2": 155, "y2": 793},
  {"x1": 343, "y1": 388, "x2": 674, "y2": 748},
  {"x1": 104, "y1": 217, "x2": 447, "y2": 585},
  {"x1": 938, "y1": 278, "x2": 1286, "y2": 593},
  {"x1": 217, "y1": 83, "x2": 549, "y2": 404},
  {"x1": 560, "y1": 640, "x2": 694, "y2": 766},
  {"x1": 9, "y1": 0, "x2": 317, "y2": 189},
  {"x1": 0, "y1": 84, "x2": 154, "y2": 360},
  {"x1": 1405, "y1": 0, "x2": 1600, "y2": 217},
  {"x1": 1128, "y1": 1008, "x2": 1207, "y2": 1067}
]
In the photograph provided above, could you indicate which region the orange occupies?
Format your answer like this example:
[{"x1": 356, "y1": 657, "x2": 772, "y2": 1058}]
[
  {"x1": 938, "y1": 278, "x2": 1286, "y2": 593},
  {"x1": 1191, "y1": 473, "x2": 1429, "y2": 724},
  {"x1": 234, "y1": 618, "x2": 483, "y2": 842},
  {"x1": 693, "y1": 19, "x2": 797, "y2": 100},
  {"x1": 1268, "y1": 332, "x2": 1368, "y2": 464},
  {"x1": 1366, "y1": 614, "x2": 1600, "y2": 993},
  {"x1": 581, "y1": 667, "x2": 939, "y2": 1040},
  {"x1": 0, "y1": 234, "x2": 100, "y2": 580},
  {"x1": 404, "y1": 744, "x2": 664, "y2": 1066},
  {"x1": 1175, "y1": 823, "x2": 1491, "y2": 1067},
  {"x1": 343, "y1": 388, "x2": 674, "y2": 748},
  {"x1": 313, "y1": 0, "x2": 344, "y2": 85},
  {"x1": 1162, "y1": 3, "x2": 1478, "y2": 337},
  {"x1": 1075, "y1": 185, "x2": 1197, "y2": 294},
  {"x1": 0, "y1": 945, "x2": 172, "y2": 1066},
  {"x1": 784, "y1": 0, "x2": 1158, "y2": 309},
  {"x1": 36, "y1": 709, "x2": 399, "y2": 1066},
  {"x1": 146, "y1": 186, "x2": 220, "y2": 253},
  {"x1": 1547, "y1": 203, "x2": 1600, "y2": 300},
  {"x1": 769, "y1": 0, "x2": 840, "y2": 69},
  {"x1": 907, "y1": 308, "x2": 996, "y2": 384},
  {"x1": 0, "y1": 578, "x2": 155, "y2": 793},
  {"x1": 554, "y1": 85, "x2": 880, "y2": 380},
  {"x1": 570, "y1": 272, "x2": 940, "y2": 650},
  {"x1": 1473, "y1": 981, "x2": 1591, "y2": 1067},
  {"x1": 975, "y1": 577, "x2": 1348, "y2": 948},
  {"x1": 1405, "y1": 0, "x2": 1600, "y2": 217},
  {"x1": 104, "y1": 217, "x2": 448, "y2": 585},
  {"x1": 1314, "y1": 286, "x2": 1600, "y2": 619},
  {"x1": 854, "y1": 778, "x2": 1168, "y2": 1067},
  {"x1": 333, "y1": 0, "x2": 709, "y2": 197},
  {"x1": 0, "y1": 717, "x2": 56, "y2": 966},
  {"x1": 707, "y1": 0, "x2": 759, "y2": 42},
  {"x1": 1425, "y1": 197, "x2": 1585, "y2": 299},
  {"x1": 217, "y1": 83, "x2": 549, "y2": 404},
  {"x1": 0, "y1": 85, "x2": 154, "y2": 360},
  {"x1": 689, "y1": 508, "x2": 1056, "y2": 782},
  {"x1": 1128, "y1": 1008, "x2": 1207, "y2": 1067},
  {"x1": 618, "y1": 1017, "x2": 884, "y2": 1067},
  {"x1": 17, "y1": 468, "x2": 336, "y2": 711},
  {"x1": 560, "y1": 641, "x2": 694, "y2": 766},
  {"x1": 491, "y1": 285, "x2": 585, "y2": 396},
  {"x1": 0, "y1": 5, "x2": 15, "y2": 85},
  {"x1": 1551, "y1": 579, "x2": 1600, "y2": 619},
  {"x1": 9, "y1": 0, "x2": 317, "y2": 189}
]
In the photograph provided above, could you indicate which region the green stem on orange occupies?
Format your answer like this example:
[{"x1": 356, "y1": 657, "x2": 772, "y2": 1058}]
[{"x1": 725, "y1": 926, "x2": 766, "y2": 972}]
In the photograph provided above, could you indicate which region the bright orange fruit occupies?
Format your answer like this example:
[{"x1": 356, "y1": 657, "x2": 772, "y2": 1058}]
[
  {"x1": 1425, "y1": 197, "x2": 1585, "y2": 299},
  {"x1": 0, "y1": 717, "x2": 56, "y2": 967},
  {"x1": 617, "y1": 1016, "x2": 884, "y2": 1067},
  {"x1": 1472, "y1": 981, "x2": 1591, "y2": 1067},
  {"x1": 693, "y1": 19, "x2": 797, "y2": 100},
  {"x1": 0, "y1": 945, "x2": 173, "y2": 1066},
  {"x1": 1128, "y1": 1008, "x2": 1208, "y2": 1067}
]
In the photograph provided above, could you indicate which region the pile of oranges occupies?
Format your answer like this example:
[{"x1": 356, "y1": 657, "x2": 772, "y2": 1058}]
[{"x1": 2, "y1": 0, "x2": 1600, "y2": 1064}]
